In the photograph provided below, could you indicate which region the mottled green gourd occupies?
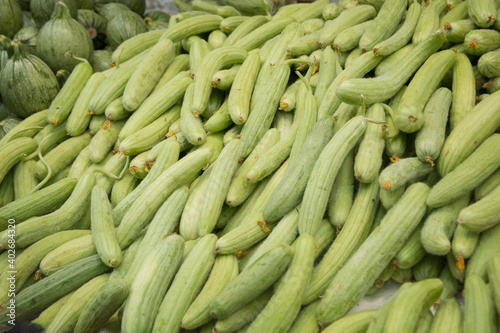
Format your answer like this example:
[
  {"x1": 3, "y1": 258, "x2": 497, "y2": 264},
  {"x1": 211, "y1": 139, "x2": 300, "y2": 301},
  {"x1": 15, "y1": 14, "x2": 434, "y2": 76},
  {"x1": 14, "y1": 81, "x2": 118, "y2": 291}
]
[
  {"x1": 36, "y1": 2, "x2": 94, "y2": 72},
  {"x1": 30, "y1": 0, "x2": 78, "y2": 28},
  {"x1": 14, "y1": 26, "x2": 39, "y2": 54},
  {"x1": 106, "y1": 11, "x2": 148, "y2": 50},
  {"x1": 0, "y1": 40, "x2": 59, "y2": 118},
  {"x1": 0, "y1": 0, "x2": 23, "y2": 38}
]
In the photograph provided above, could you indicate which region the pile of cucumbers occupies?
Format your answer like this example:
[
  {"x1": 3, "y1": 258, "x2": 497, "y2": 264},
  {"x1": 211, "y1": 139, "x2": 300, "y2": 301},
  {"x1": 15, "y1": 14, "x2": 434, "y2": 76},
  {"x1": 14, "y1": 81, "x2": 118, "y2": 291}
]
[{"x1": 0, "y1": 0, "x2": 500, "y2": 331}]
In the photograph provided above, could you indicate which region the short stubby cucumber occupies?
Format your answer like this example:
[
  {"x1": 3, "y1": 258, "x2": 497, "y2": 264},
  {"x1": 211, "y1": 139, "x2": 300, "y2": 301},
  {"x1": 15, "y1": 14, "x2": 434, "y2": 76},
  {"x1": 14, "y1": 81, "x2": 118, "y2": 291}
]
[
  {"x1": 464, "y1": 29, "x2": 500, "y2": 55},
  {"x1": 379, "y1": 157, "x2": 434, "y2": 191},
  {"x1": 468, "y1": 0, "x2": 497, "y2": 27}
]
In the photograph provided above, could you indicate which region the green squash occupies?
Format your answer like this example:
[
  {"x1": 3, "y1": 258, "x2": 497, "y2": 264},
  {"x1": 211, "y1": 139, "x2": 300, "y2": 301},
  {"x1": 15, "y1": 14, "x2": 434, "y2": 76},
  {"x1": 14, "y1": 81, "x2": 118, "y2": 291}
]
[
  {"x1": 0, "y1": 0, "x2": 24, "y2": 38},
  {"x1": 0, "y1": 103, "x2": 11, "y2": 122},
  {"x1": 75, "y1": 0, "x2": 95, "y2": 9},
  {"x1": 96, "y1": 2, "x2": 131, "y2": 21},
  {"x1": 116, "y1": 0, "x2": 145, "y2": 15},
  {"x1": 30, "y1": 0, "x2": 78, "y2": 27},
  {"x1": 144, "y1": 11, "x2": 170, "y2": 31},
  {"x1": 92, "y1": 49, "x2": 112, "y2": 72},
  {"x1": 0, "y1": 40, "x2": 59, "y2": 118},
  {"x1": 0, "y1": 36, "x2": 12, "y2": 73},
  {"x1": 77, "y1": 9, "x2": 106, "y2": 49},
  {"x1": 14, "y1": 25, "x2": 38, "y2": 53},
  {"x1": 106, "y1": 11, "x2": 147, "y2": 49},
  {"x1": 36, "y1": 2, "x2": 94, "y2": 72}
]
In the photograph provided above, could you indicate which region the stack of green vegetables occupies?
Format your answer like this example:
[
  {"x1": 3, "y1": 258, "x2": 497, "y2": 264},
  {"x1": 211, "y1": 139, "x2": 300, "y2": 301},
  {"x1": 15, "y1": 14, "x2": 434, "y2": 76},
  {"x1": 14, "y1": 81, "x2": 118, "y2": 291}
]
[{"x1": 0, "y1": 0, "x2": 499, "y2": 331}]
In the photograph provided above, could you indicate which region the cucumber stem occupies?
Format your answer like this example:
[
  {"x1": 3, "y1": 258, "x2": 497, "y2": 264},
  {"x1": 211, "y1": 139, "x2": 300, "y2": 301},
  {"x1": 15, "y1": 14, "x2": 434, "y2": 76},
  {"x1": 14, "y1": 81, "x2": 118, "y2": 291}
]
[{"x1": 29, "y1": 134, "x2": 54, "y2": 193}]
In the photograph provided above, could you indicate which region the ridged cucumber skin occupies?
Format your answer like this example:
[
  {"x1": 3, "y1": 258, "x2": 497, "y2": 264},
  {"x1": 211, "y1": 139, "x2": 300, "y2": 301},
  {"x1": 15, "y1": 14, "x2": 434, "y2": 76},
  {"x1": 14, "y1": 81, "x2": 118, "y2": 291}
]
[
  {"x1": 0, "y1": 110, "x2": 47, "y2": 146},
  {"x1": 464, "y1": 275, "x2": 496, "y2": 333},
  {"x1": 45, "y1": 274, "x2": 109, "y2": 333},
  {"x1": 288, "y1": 301, "x2": 320, "y2": 333},
  {"x1": 332, "y1": 20, "x2": 372, "y2": 54},
  {"x1": 304, "y1": 180, "x2": 379, "y2": 305},
  {"x1": 440, "y1": 1, "x2": 469, "y2": 28},
  {"x1": 121, "y1": 235, "x2": 184, "y2": 333},
  {"x1": 73, "y1": 278, "x2": 129, "y2": 333},
  {"x1": 452, "y1": 224, "x2": 480, "y2": 265},
  {"x1": 225, "y1": 128, "x2": 280, "y2": 207},
  {"x1": 13, "y1": 160, "x2": 38, "y2": 200},
  {"x1": 0, "y1": 177, "x2": 77, "y2": 229},
  {"x1": 152, "y1": 54, "x2": 190, "y2": 94},
  {"x1": 247, "y1": 235, "x2": 315, "y2": 333},
  {"x1": 120, "y1": 105, "x2": 181, "y2": 155},
  {"x1": 327, "y1": 151, "x2": 354, "y2": 229},
  {"x1": 122, "y1": 37, "x2": 175, "y2": 111},
  {"x1": 467, "y1": 223, "x2": 500, "y2": 281},
  {"x1": 75, "y1": 80, "x2": 109, "y2": 127},
  {"x1": 69, "y1": 147, "x2": 92, "y2": 180},
  {"x1": 47, "y1": 61, "x2": 93, "y2": 126},
  {"x1": 152, "y1": 234, "x2": 217, "y2": 333},
  {"x1": 104, "y1": 97, "x2": 129, "y2": 121},
  {"x1": 465, "y1": 29, "x2": 500, "y2": 55},
  {"x1": 89, "y1": 50, "x2": 149, "y2": 115},
  {"x1": 488, "y1": 255, "x2": 500, "y2": 313},
  {"x1": 39, "y1": 234, "x2": 96, "y2": 276},
  {"x1": 0, "y1": 172, "x2": 96, "y2": 249},
  {"x1": 428, "y1": 134, "x2": 500, "y2": 207},
  {"x1": 314, "y1": 46, "x2": 341, "y2": 107},
  {"x1": 209, "y1": 244, "x2": 293, "y2": 320},
  {"x1": 415, "y1": 87, "x2": 452, "y2": 164},
  {"x1": 34, "y1": 133, "x2": 92, "y2": 181},
  {"x1": 220, "y1": 16, "x2": 249, "y2": 33},
  {"x1": 0, "y1": 137, "x2": 38, "y2": 185},
  {"x1": 298, "y1": 116, "x2": 367, "y2": 236},
  {"x1": 322, "y1": 310, "x2": 377, "y2": 333},
  {"x1": 421, "y1": 195, "x2": 470, "y2": 256},
  {"x1": 181, "y1": 254, "x2": 239, "y2": 329},
  {"x1": 231, "y1": 17, "x2": 294, "y2": 52},
  {"x1": 375, "y1": 44, "x2": 414, "y2": 77},
  {"x1": 384, "y1": 279, "x2": 444, "y2": 333},
  {"x1": 316, "y1": 183, "x2": 430, "y2": 324},
  {"x1": 0, "y1": 230, "x2": 89, "y2": 308},
  {"x1": 394, "y1": 224, "x2": 426, "y2": 270},
  {"x1": 88, "y1": 120, "x2": 125, "y2": 163},
  {"x1": 113, "y1": 15, "x2": 223, "y2": 64},
  {"x1": 263, "y1": 117, "x2": 334, "y2": 223},
  {"x1": 91, "y1": 186, "x2": 121, "y2": 267},
  {"x1": 111, "y1": 172, "x2": 139, "y2": 207},
  {"x1": 478, "y1": 49, "x2": 500, "y2": 78},
  {"x1": 468, "y1": 0, "x2": 497, "y2": 27},
  {"x1": 458, "y1": 184, "x2": 500, "y2": 232},
  {"x1": 111, "y1": 140, "x2": 180, "y2": 226},
  {"x1": 0, "y1": 173, "x2": 14, "y2": 208},
  {"x1": 450, "y1": 53, "x2": 476, "y2": 130},
  {"x1": 119, "y1": 72, "x2": 192, "y2": 141},
  {"x1": 197, "y1": 140, "x2": 241, "y2": 236},
  {"x1": 239, "y1": 64, "x2": 290, "y2": 158},
  {"x1": 430, "y1": 298, "x2": 463, "y2": 333},
  {"x1": 181, "y1": 84, "x2": 207, "y2": 145},
  {"x1": 32, "y1": 291, "x2": 75, "y2": 329},
  {"x1": 264, "y1": 22, "x2": 304, "y2": 66},
  {"x1": 289, "y1": 84, "x2": 317, "y2": 162},
  {"x1": 444, "y1": 19, "x2": 476, "y2": 43},
  {"x1": 117, "y1": 147, "x2": 213, "y2": 248},
  {"x1": 413, "y1": 254, "x2": 444, "y2": 281},
  {"x1": 439, "y1": 265, "x2": 460, "y2": 301},
  {"x1": 379, "y1": 157, "x2": 434, "y2": 192},
  {"x1": 0, "y1": 254, "x2": 111, "y2": 323},
  {"x1": 95, "y1": 153, "x2": 128, "y2": 195},
  {"x1": 222, "y1": 15, "x2": 270, "y2": 47}
]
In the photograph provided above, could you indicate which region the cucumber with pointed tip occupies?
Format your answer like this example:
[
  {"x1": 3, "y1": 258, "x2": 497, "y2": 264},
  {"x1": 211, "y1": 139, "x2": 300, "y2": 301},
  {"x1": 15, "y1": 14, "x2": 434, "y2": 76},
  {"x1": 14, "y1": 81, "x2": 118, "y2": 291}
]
[
  {"x1": 266, "y1": 22, "x2": 305, "y2": 67},
  {"x1": 47, "y1": 59, "x2": 93, "y2": 126},
  {"x1": 122, "y1": 37, "x2": 175, "y2": 112},
  {"x1": 209, "y1": 244, "x2": 293, "y2": 320},
  {"x1": 458, "y1": 184, "x2": 500, "y2": 232},
  {"x1": 379, "y1": 157, "x2": 434, "y2": 192},
  {"x1": 415, "y1": 87, "x2": 452, "y2": 164},
  {"x1": 120, "y1": 105, "x2": 181, "y2": 155},
  {"x1": 34, "y1": 133, "x2": 92, "y2": 181},
  {"x1": 468, "y1": 0, "x2": 497, "y2": 27},
  {"x1": 466, "y1": 223, "x2": 500, "y2": 281},
  {"x1": 421, "y1": 195, "x2": 470, "y2": 256},
  {"x1": 450, "y1": 53, "x2": 475, "y2": 130},
  {"x1": 298, "y1": 116, "x2": 367, "y2": 236},
  {"x1": 152, "y1": 234, "x2": 217, "y2": 333},
  {"x1": 89, "y1": 120, "x2": 125, "y2": 163},
  {"x1": 181, "y1": 84, "x2": 206, "y2": 145},
  {"x1": 116, "y1": 147, "x2": 213, "y2": 248},
  {"x1": 182, "y1": 254, "x2": 239, "y2": 329},
  {"x1": 121, "y1": 235, "x2": 184, "y2": 333},
  {"x1": 430, "y1": 298, "x2": 463, "y2": 333},
  {"x1": 465, "y1": 29, "x2": 500, "y2": 55},
  {"x1": 428, "y1": 134, "x2": 500, "y2": 207},
  {"x1": 335, "y1": 31, "x2": 446, "y2": 108},
  {"x1": 118, "y1": 72, "x2": 192, "y2": 141},
  {"x1": 0, "y1": 137, "x2": 38, "y2": 185},
  {"x1": 316, "y1": 182, "x2": 430, "y2": 324},
  {"x1": 263, "y1": 117, "x2": 334, "y2": 223},
  {"x1": 464, "y1": 275, "x2": 496, "y2": 333},
  {"x1": 437, "y1": 89, "x2": 500, "y2": 176},
  {"x1": 304, "y1": 179, "x2": 379, "y2": 305}
]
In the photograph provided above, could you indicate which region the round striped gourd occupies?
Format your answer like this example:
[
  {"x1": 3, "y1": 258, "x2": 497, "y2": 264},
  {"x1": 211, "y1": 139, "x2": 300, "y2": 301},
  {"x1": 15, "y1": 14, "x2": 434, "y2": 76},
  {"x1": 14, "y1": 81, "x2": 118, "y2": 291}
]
[
  {"x1": 106, "y1": 11, "x2": 148, "y2": 50},
  {"x1": 30, "y1": 0, "x2": 78, "y2": 28},
  {"x1": 0, "y1": 0, "x2": 23, "y2": 38}
]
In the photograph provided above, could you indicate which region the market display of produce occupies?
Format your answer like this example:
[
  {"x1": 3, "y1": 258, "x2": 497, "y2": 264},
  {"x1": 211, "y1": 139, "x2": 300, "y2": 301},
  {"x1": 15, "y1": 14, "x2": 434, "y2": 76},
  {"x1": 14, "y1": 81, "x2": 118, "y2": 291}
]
[{"x1": 0, "y1": 0, "x2": 499, "y2": 332}]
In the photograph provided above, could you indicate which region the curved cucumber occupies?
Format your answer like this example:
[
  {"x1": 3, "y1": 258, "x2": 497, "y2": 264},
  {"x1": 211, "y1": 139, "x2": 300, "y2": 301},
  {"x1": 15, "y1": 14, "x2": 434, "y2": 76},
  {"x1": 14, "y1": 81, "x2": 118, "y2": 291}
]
[
  {"x1": 379, "y1": 157, "x2": 433, "y2": 191},
  {"x1": 458, "y1": 183, "x2": 500, "y2": 232},
  {"x1": 430, "y1": 298, "x2": 463, "y2": 333},
  {"x1": 464, "y1": 275, "x2": 496, "y2": 333}
]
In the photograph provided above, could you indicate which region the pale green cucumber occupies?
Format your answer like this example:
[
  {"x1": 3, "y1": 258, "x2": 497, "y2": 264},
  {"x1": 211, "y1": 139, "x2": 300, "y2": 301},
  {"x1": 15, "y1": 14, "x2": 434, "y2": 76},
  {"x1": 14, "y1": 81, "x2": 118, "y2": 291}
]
[
  {"x1": 464, "y1": 275, "x2": 496, "y2": 333},
  {"x1": 413, "y1": 254, "x2": 444, "y2": 281},
  {"x1": 466, "y1": 223, "x2": 500, "y2": 281},
  {"x1": 0, "y1": 110, "x2": 47, "y2": 146},
  {"x1": 452, "y1": 224, "x2": 480, "y2": 266},
  {"x1": 439, "y1": 265, "x2": 460, "y2": 301},
  {"x1": 298, "y1": 116, "x2": 367, "y2": 236},
  {"x1": 121, "y1": 235, "x2": 184, "y2": 333},
  {"x1": 222, "y1": 15, "x2": 270, "y2": 47},
  {"x1": 458, "y1": 183, "x2": 500, "y2": 232},
  {"x1": 416, "y1": 87, "x2": 452, "y2": 164},
  {"x1": 231, "y1": 17, "x2": 294, "y2": 52},
  {"x1": 0, "y1": 173, "x2": 13, "y2": 208},
  {"x1": 314, "y1": 46, "x2": 341, "y2": 107},
  {"x1": 212, "y1": 65, "x2": 240, "y2": 91},
  {"x1": 450, "y1": 53, "x2": 476, "y2": 130},
  {"x1": 32, "y1": 292, "x2": 75, "y2": 329},
  {"x1": 379, "y1": 157, "x2": 434, "y2": 191},
  {"x1": 375, "y1": 44, "x2": 414, "y2": 77},
  {"x1": 328, "y1": 151, "x2": 354, "y2": 228},
  {"x1": 13, "y1": 160, "x2": 38, "y2": 200},
  {"x1": 152, "y1": 234, "x2": 217, "y2": 333},
  {"x1": 465, "y1": 29, "x2": 500, "y2": 55},
  {"x1": 323, "y1": 310, "x2": 378, "y2": 333},
  {"x1": 440, "y1": 0, "x2": 469, "y2": 28},
  {"x1": 94, "y1": 153, "x2": 128, "y2": 194},
  {"x1": 316, "y1": 182, "x2": 430, "y2": 324},
  {"x1": 189, "y1": 37, "x2": 212, "y2": 79},
  {"x1": 209, "y1": 244, "x2": 293, "y2": 320},
  {"x1": 181, "y1": 84, "x2": 207, "y2": 145},
  {"x1": 394, "y1": 223, "x2": 426, "y2": 269},
  {"x1": 302, "y1": 18, "x2": 325, "y2": 34},
  {"x1": 181, "y1": 255, "x2": 239, "y2": 329},
  {"x1": 89, "y1": 120, "x2": 125, "y2": 163},
  {"x1": 430, "y1": 298, "x2": 463, "y2": 333},
  {"x1": 88, "y1": 114, "x2": 106, "y2": 135},
  {"x1": 152, "y1": 53, "x2": 190, "y2": 93},
  {"x1": 111, "y1": 172, "x2": 139, "y2": 207},
  {"x1": 413, "y1": 0, "x2": 448, "y2": 44},
  {"x1": 303, "y1": 180, "x2": 379, "y2": 305},
  {"x1": 33, "y1": 121, "x2": 70, "y2": 155},
  {"x1": 332, "y1": 20, "x2": 372, "y2": 54},
  {"x1": 478, "y1": 49, "x2": 500, "y2": 78},
  {"x1": 468, "y1": 0, "x2": 497, "y2": 27},
  {"x1": 488, "y1": 255, "x2": 500, "y2": 312},
  {"x1": 104, "y1": 97, "x2": 129, "y2": 121},
  {"x1": 428, "y1": 134, "x2": 500, "y2": 207},
  {"x1": 264, "y1": 22, "x2": 304, "y2": 66},
  {"x1": 0, "y1": 137, "x2": 38, "y2": 185},
  {"x1": 475, "y1": 168, "x2": 500, "y2": 200}
]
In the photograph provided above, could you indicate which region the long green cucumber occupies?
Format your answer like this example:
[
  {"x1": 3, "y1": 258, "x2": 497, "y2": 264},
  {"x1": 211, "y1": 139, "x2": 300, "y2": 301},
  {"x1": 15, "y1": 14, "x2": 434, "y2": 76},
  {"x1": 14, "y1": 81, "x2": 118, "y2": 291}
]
[
  {"x1": 413, "y1": 0, "x2": 447, "y2": 44},
  {"x1": 263, "y1": 117, "x2": 334, "y2": 223},
  {"x1": 323, "y1": 310, "x2": 377, "y2": 333},
  {"x1": 475, "y1": 168, "x2": 500, "y2": 200},
  {"x1": 452, "y1": 224, "x2": 479, "y2": 267},
  {"x1": 222, "y1": 15, "x2": 269, "y2": 47},
  {"x1": 394, "y1": 223, "x2": 426, "y2": 269},
  {"x1": 181, "y1": 84, "x2": 207, "y2": 145},
  {"x1": 0, "y1": 173, "x2": 14, "y2": 208},
  {"x1": 94, "y1": 153, "x2": 128, "y2": 195},
  {"x1": 104, "y1": 97, "x2": 129, "y2": 122},
  {"x1": 449, "y1": 54, "x2": 475, "y2": 129},
  {"x1": 111, "y1": 171, "x2": 139, "y2": 207},
  {"x1": 316, "y1": 182, "x2": 430, "y2": 324},
  {"x1": 0, "y1": 110, "x2": 47, "y2": 146},
  {"x1": 0, "y1": 137, "x2": 38, "y2": 185},
  {"x1": 209, "y1": 244, "x2": 293, "y2": 319},
  {"x1": 288, "y1": 301, "x2": 320, "y2": 333},
  {"x1": 152, "y1": 234, "x2": 217, "y2": 333},
  {"x1": 428, "y1": 134, "x2": 500, "y2": 207},
  {"x1": 33, "y1": 121, "x2": 70, "y2": 156},
  {"x1": 45, "y1": 274, "x2": 109, "y2": 333},
  {"x1": 116, "y1": 147, "x2": 213, "y2": 248},
  {"x1": 334, "y1": 31, "x2": 446, "y2": 107},
  {"x1": 0, "y1": 254, "x2": 111, "y2": 323},
  {"x1": 415, "y1": 87, "x2": 452, "y2": 164},
  {"x1": 232, "y1": 17, "x2": 295, "y2": 52},
  {"x1": 439, "y1": 265, "x2": 460, "y2": 301},
  {"x1": 13, "y1": 160, "x2": 38, "y2": 200},
  {"x1": 314, "y1": 46, "x2": 341, "y2": 107},
  {"x1": 332, "y1": 20, "x2": 373, "y2": 54},
  {"x1": 0, "y1": 177, "x2": 77, "y2": 229},
  {"x1": 47, "y1": 59, "x2": 93, "y2": 126},
  {"x1": 464, "y1": 275, "x2": 496, "y2": 333},
  {"x1": 465, "y1": 29, "x2": 500, "y2": 55},
  {"x1": 466, "y1": 223, "x2": 500, "y2": 281},
  {"x1": 32, "y1": 292, "x2": 75, "y2": 329},
  {"x1": 430, "y1": 298, "x2": 463, "y2": 333},
  {"x1": 303, "y1": 180, "x2": 379, "y2": 304},
  {"x1": 327, "y1": 151, "x2": 354, "y2": 229},
  {"x1": 152, "y1": 53, "x2": 190, "y2": 94},
  {"x1": 88, "y1": 120, "x2": 125, "y2": 163},
  {"x1": 298, "y1": 116, "x2": 367, "y2": 236},
  {"x1": 121, "y1": 235, "x2": 184, "y2": 333},
  {"x1": 181, "y1": 254, "x2": 239, "y2": 329},
  {"x1": 379, "y1": 157, "x2": 434, "y2": 191},
  {"x1": 440, "y1": 1, "x2": 469, "y2": 28}
]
